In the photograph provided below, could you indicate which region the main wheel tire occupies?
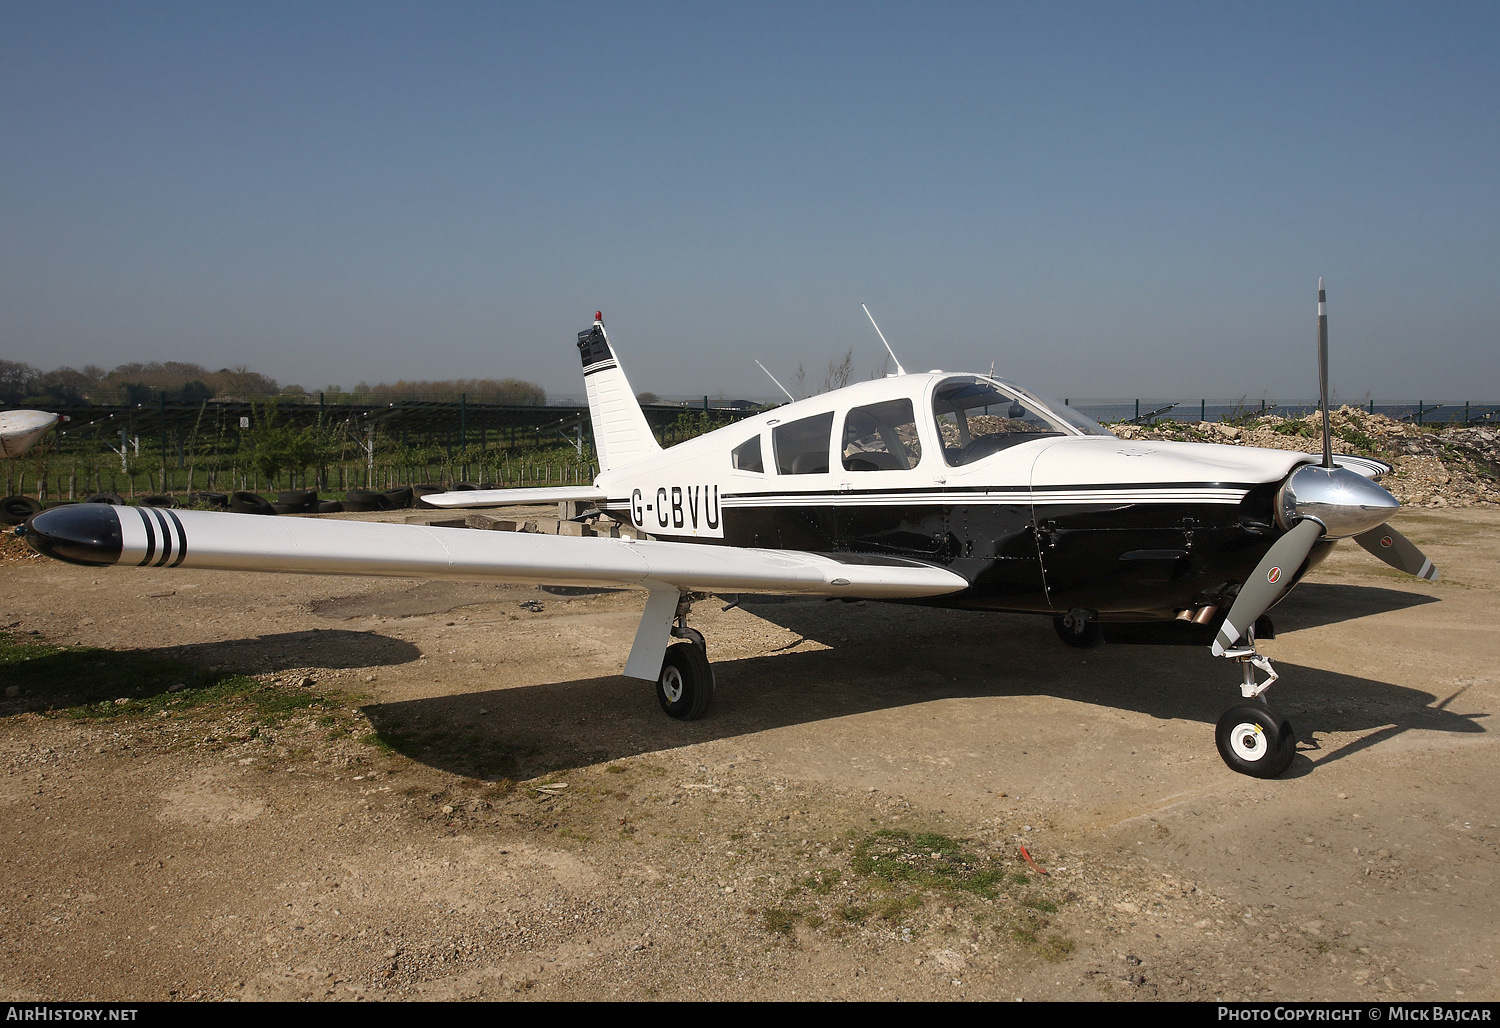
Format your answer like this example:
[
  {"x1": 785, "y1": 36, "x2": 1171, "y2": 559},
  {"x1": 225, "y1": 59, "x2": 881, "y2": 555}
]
[
  {"x1": 1216, "y1": 704, "x2": 1297, "y2": 778},
  {"x1": 1053, "y1": 615, "x2": 1103, "y2": 648},
  {"x1": 656, "y1": 642, "x2": 714, "y2": 721}
]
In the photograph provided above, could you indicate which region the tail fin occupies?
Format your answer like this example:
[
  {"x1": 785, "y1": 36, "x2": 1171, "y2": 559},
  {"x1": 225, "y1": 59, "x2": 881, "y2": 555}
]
[{"x1": 576, "y1": 313, "x2": 662, "y2": 471}]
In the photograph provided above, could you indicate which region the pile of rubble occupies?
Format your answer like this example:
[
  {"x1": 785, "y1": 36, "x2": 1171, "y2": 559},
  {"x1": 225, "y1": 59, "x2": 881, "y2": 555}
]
[{"x1": 1111, "y1": 406, "x2": 1500, "y2": 508}]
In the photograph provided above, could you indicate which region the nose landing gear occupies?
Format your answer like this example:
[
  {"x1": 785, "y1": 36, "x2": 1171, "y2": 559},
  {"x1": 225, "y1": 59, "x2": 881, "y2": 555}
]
[
  {"x1": 1215, "y1": 627, "x2": 1297, "y2": 777},
  {"x1": 1216, "y1": 703, "x2": 1296, "y2": 778}
]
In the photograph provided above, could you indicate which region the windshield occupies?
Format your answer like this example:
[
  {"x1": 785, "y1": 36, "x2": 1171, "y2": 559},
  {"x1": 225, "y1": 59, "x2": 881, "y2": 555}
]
[
  {"x1": 996, "y1": 379, "x2": 1115, "y2": 437},
  {"x1": 932, "y1": 376, "x2": 1113, "y2": 467}
]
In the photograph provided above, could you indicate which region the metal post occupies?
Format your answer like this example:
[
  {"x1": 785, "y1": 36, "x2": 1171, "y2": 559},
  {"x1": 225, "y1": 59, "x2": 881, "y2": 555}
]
[
  {"x1": 1134, "y1": 399, "x2": 1140, "y2": 420},
  {"x1": 159, "y1": 393, "x2": 168, "y2": 492},
  {"x1": 1418, "y1": 401, "x2": 1424, "y2": 426}
]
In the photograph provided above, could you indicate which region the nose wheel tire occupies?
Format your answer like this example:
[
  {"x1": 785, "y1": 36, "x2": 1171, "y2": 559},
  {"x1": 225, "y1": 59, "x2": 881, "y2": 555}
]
[
  {"x1": 1216, "y1": 704, "x2": 1296, "y2": 778},
  {"x1": 657, "y1": 641, "x2": 714, "y2": 721}
]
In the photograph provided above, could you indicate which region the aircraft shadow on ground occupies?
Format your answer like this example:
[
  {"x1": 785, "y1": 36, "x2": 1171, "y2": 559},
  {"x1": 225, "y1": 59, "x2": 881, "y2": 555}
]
[
  {"x1": 0, "y1": 629, "x2": 422, "y2": 717},
  {"x1": 161, "y1": 629, "x2": 423, "y2": 672},
  {"x1": 361, "y1": 599, "x2": 1483, "y2": 782}
]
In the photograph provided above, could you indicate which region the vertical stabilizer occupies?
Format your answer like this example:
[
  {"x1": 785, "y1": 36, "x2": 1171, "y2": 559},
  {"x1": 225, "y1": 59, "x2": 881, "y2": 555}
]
[{"x1": 576, "y1": 314, "x2": 662, "y2": 471}]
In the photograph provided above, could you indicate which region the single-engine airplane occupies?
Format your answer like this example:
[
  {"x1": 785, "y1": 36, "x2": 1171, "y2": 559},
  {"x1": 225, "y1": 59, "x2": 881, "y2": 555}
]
[{"x1": 18, "y1": 285, "x2": 1437, "y2": 777}]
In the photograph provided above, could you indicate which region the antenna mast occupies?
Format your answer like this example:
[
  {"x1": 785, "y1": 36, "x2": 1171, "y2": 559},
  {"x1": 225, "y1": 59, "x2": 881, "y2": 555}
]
[
  {"x1": 755, "y1": 360, "x2": 796, "y2": 402},
  {"x1": 861, "y1": 303, "x2": 906, "y2": 376}
]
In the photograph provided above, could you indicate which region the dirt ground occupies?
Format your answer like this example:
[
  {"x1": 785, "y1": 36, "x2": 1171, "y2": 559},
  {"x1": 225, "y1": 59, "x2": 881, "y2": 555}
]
[{"x1": 0, "y1": 506, "x2": 1496, "y2": 1002}]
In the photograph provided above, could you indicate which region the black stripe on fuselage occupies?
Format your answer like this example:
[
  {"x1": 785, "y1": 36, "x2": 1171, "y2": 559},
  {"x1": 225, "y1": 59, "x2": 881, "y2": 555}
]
[{"x1": 715, "y1": 481, "x2": 1260, "y2": 501}]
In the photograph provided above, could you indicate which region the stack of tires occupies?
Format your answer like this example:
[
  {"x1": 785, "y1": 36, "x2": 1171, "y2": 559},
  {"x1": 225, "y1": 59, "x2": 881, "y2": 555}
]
[
  {"x1": 341, "y1": 486, "x2": 415, "y2": 512},
  {"x1": 0, "y1": 495, "x2": 42, "y2": 526}
]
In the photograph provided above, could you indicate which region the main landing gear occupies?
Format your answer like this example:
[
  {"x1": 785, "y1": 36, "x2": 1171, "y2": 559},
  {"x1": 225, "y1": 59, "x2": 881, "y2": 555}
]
[
  {"x1": 1215, "y1": 625, "x2": 1297, "y2": 778},
  {"x1": 1053, "y1": 608, "x2": 1103, "y2": 648},
  {"x1": 656, "y1": 599, "x2": 715, "y2": 720}
]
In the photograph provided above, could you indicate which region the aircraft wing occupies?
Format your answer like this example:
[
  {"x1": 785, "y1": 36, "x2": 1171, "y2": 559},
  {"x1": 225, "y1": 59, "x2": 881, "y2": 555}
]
[
  {"x1": 20, "y1": 505, "x2": 969, "y2": 600},
  {"x1": 420, "y1": 485, "x2": 607, "y2": 509}
]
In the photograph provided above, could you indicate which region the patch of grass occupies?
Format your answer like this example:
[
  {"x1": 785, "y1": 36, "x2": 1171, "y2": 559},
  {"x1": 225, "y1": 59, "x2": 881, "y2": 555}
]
[
  {"x1": 838, "y1": 904, "x2": 869, "y2": 924},
  {"x1": 873, "y1": 893, "x2": 923, "y2": 922},
  {"x1": 801, "y1": 869, "x2": 840, "y2": 895},
  {"x1": 762, "y1": 907, "x2": 799, "y2": 936},
  {"x1": 1335, "y1": 425, "x2": 1381, "y2": 455},
  {"x1": 0, "y1": 630, "x2": 351, "y2": 728},
  {"x1": 851, "y1": 830, "x2": 1008, "y2": 898}
]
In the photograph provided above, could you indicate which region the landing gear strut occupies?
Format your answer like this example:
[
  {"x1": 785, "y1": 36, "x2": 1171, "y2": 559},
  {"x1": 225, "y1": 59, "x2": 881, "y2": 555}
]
[
  {"x1": 1214, "y1": 625, "x2": 1297, "y2": 778},
  {"x1": 656, "y1": 596, "x2": 714, "y2": 720}
]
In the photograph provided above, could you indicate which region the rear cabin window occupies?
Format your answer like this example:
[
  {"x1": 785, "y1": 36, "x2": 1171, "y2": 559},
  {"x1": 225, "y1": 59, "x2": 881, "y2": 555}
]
[
  {"x1": 731, "y1": 435, "x2": 763, "y2": 473},
  {"x1": 932, "y1": 378, "x2": 1062, "y2": 466},
  {"x1": 773, "y1": 412, "x2": 834, "y2": 475},
  {"x1": 842, "y1": 399, "x2": 922, "y2": 471}
]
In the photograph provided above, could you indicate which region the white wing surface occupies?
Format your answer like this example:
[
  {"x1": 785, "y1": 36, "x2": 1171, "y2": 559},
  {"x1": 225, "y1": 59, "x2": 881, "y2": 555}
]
[{"x1": 29, "y1": 505, "x2": 968, "y2": 600}]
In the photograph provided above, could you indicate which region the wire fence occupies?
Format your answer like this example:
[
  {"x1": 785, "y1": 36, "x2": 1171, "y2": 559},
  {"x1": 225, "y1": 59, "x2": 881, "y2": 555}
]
[
  {"x1": 1063, "y1": 399, "x2": 1500, "y2": 426},
  {"x1": 5, "y1": 395, "x2": 1498, "y2": 502}
]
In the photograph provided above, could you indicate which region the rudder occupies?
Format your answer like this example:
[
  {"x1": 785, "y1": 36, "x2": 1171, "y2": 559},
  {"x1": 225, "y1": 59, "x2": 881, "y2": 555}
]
[{"x1": 576, "y1": 313, "x2": 662, "y2": 472}]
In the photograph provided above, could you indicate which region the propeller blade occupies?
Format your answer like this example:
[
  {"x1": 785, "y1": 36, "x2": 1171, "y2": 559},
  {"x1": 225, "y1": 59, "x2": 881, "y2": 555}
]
[
  {"x1": 1212, "y1": 519, "x2": 1326, "y2": 656},
  {"x1": 1354, "y1": 524, "x2": 1439, "y2": 581},
  {"x1": 1318, "y1": 278, "x2": 1333, "y2": 469}
]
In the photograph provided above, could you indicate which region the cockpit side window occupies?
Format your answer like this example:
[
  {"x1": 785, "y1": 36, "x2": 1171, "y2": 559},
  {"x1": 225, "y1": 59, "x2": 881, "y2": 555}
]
[
  {"x1": 842, "y1": 398, "x2": 922, "y2": 472},
  {"x1": 773, "y1": 412, "x2": 834, "y2": 475},
  {"x1": 932, "y1": 378, "x2": 1062, "y2": 466},
  {"x1": 731, "y1": 434, "x2": 764, "y2": 473}
]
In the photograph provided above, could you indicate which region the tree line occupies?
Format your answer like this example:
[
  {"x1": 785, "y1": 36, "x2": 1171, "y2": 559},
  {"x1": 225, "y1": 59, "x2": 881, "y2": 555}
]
[{"x1": 0, "y1": 360, "x2": 545, "y2": 407}]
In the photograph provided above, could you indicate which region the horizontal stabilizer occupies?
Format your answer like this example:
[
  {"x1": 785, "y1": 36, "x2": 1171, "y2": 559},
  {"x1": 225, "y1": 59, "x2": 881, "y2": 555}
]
[
  {"x1": 421, "y1": 485, "x2": 607, "y2": 509},
  {"x1": 0, "y1": 410, "x2": 59, "y2": 459},
  {"x1": 21, "y1": 505, "x2": 969, "y2": 600}
]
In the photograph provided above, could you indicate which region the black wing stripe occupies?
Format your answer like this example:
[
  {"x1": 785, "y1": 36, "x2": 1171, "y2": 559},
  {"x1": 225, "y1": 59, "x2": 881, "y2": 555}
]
[
  {"x1": 151, "y1": 508, "x2": 175, "y2": 567},
  {"x1": 135, "y1": 506, "x2": 157, "y2": 567},
  {"x1": 165, "y1": 509, "x2": 189, "y2": 568}
]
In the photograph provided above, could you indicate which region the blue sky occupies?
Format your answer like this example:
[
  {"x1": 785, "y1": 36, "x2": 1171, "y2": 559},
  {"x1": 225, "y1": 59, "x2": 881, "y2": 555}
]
[{"x1": 3, "y1": 2, "x2": 1497, "y2": 402}]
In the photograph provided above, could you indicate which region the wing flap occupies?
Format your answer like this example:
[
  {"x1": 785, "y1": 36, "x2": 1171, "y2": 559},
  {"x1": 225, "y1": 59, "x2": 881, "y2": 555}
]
[{"x1": 421, "y1": 485, "x2": 607, "y2": 509}]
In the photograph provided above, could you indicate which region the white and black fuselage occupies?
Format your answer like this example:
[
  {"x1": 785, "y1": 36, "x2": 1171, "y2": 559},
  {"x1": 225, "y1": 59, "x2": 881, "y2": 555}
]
[{"x1": 589, "y1": 370, "x2": 1333, "y2": 622}]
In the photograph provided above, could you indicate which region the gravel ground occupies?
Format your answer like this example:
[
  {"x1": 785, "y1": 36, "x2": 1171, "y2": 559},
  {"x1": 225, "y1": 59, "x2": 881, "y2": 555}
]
[{"x1": 0, "y1": 499, "x2": 1496, "y2": 1002}]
